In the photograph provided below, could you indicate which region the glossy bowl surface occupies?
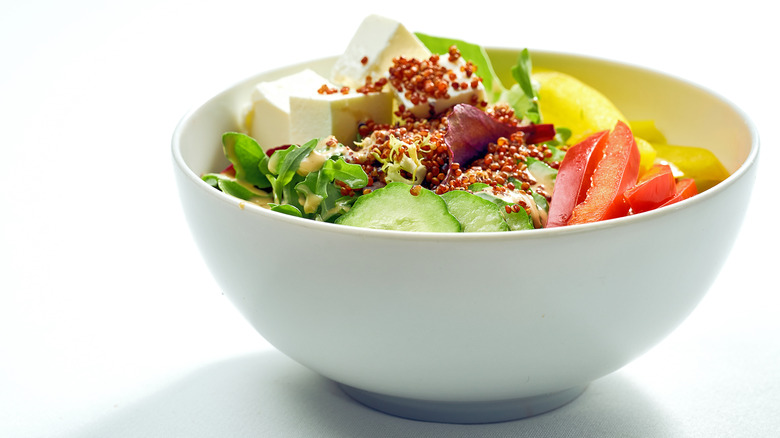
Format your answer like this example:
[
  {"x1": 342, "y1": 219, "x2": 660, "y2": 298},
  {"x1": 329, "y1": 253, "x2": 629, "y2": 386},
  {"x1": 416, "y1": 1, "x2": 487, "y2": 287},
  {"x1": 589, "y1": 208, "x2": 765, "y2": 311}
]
[{"x1": 172, "y1": 48, "x2": 758, "y2": 423}]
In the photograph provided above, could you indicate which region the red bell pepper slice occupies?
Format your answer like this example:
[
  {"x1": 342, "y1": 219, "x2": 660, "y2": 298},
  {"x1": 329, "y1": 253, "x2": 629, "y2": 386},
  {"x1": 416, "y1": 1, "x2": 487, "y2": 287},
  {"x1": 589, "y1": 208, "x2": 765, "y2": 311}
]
[
  {"x1": 546, "y1": 130, "x2": 609, "y2": 227},
  {"x1": 567, "y1": 121, "x2": 641, "y2": 225},
  {"x1": 623, "y1": 163, "x2": 676, "y2": 213},
  {"x1": 660, "y1": 178, "x2": 698, "y2": 207}
]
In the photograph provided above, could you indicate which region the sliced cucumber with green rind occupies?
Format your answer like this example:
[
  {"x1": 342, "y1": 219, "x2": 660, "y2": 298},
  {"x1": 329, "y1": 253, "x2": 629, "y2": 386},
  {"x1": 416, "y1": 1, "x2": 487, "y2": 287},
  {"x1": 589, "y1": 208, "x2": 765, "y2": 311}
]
[
  {"x1": 440, "y1": 190, "x2": 509, "y2": 232},
  {"x1": 335, "y1": 182, "x2": 461, "y2": 232}
]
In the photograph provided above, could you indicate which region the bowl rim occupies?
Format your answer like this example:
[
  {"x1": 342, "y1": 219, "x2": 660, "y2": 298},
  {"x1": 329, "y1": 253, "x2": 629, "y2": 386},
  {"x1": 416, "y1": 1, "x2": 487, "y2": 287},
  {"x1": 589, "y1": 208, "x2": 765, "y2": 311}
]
[{"x1": 171, "y1": 48, "x2": 760, "y2": 242}]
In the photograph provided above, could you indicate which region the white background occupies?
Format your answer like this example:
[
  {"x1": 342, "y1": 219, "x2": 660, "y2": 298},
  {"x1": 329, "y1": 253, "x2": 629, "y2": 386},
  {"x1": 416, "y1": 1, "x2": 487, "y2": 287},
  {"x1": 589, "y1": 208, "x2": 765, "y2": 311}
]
[{"x1": 1, "y1": 1, "x2": 777, "y2": 436}]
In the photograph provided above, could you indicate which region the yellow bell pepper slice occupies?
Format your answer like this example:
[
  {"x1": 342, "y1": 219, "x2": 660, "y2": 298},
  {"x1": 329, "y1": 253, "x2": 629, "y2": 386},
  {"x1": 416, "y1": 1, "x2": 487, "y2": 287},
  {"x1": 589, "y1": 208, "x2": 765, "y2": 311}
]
[
  {"x1": 532, "y1": 71, "x2": 726, "y2": 191},
  {"x1": 651, "y1": 143, "x2": 730, "y2": 192},
  {"x1": 532, "y1": 70, "x2": 661, "y2": 175},
  {"x1": 533, "y1": 70, "x2": 628, "y2": 144},
  {"x1": 634, "y1": 137, "x2": 658, "y2": 176},
  {"x1": 630, "y1": 120, "x2": 668, "y2": 144}
]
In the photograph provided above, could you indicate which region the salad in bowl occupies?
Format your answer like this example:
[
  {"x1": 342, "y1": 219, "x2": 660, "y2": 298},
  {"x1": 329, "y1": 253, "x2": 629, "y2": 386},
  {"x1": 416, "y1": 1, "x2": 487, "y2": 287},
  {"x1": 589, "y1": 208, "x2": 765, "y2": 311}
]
[{"x1": 201, "y1": 14, "x2": 730, "y2": 233}]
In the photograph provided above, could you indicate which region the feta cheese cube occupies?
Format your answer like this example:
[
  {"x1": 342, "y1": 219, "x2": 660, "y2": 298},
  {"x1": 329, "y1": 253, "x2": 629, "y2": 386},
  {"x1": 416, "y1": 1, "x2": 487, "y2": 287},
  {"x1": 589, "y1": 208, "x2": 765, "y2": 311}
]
[
  {"x1": 330, "y1": 15, "x2": 431, "y2": 89},
  {"x1": 289, "y1": 90, "x2": 392, "y2": 147},
  {"x1": 247, "y1": 68, "x2": 393, "y2": 150},
  {"x1": 247, "y1": 69, "x2": 328, "y2": 150}
]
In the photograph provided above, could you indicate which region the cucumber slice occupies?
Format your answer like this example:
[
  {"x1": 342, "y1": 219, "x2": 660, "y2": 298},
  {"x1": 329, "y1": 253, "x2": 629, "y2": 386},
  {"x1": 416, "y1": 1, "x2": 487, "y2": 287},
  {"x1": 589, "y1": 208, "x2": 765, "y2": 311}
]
[
  {"x1": 474, "y1": 191, "x2": 534, "y2": 231},
  {"x1": 440, "y1": 190, "x2": 509, "y2": 232},
  {"x1": 336, "y1": 182, "x2": 461, "y2": 232}
]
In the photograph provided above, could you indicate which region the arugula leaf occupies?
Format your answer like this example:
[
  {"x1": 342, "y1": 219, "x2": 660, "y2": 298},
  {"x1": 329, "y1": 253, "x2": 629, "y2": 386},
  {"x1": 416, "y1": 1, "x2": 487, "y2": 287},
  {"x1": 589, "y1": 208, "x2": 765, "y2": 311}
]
[
  {"x1": 414, "y1": 32, "x2": 505, "y2": 101},
  {"x1": 222, "y1": 132, "x2": 271, "y2": 188},
  {"x1": 499, "y1": 49, "x2": 541, "y2": 124},
  {"x1": 295, "y1": 170, "x2": 329, "y2": 215},
  {"x1": 290, "y1": 157, "x2": 369, "y2": 219},
  {"x1": 208, "y1": 133, "x2": 368, "y2": 222},
  {"x1": 318, "y1": 183, "x2": 359, "y2": 223},
  {"x1": 271, "y1": 139, "x2": 317, "y2": 186},
  {"x1": 269, "y1": 203, "x2": 303, "y2": 217},
  {"x1": 281, "y1": 173, "x2": 307, "y2": 212},
  {"x1": 202, "y1": 173, "x2": 271, "y2": 202},
  {"x1": 322, "y1": 158, "x2": 368, "y2": 189},
  {"x1": 268, "y1": 139, "x2": 317, "y2": 203},
  {"x1": 511, "y1": 49, "x2": 536, "y2": 101}
]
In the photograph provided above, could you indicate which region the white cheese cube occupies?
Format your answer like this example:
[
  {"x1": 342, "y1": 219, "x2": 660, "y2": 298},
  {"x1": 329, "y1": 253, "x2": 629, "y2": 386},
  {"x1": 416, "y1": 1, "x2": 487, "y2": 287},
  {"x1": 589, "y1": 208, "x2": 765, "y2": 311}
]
[
  {"x1": 289, "y1": 90, "x2": 392, "y2": 147},
  {"x1": 330, "y1": 14, "x2": 431, "y2": 89},
  {"x1": 248, "y1": 68, "x2": 393, "y2": 151},
  {"x1": 393, "y1": 55, "x2": 488, "y2": 119},
  {"x1": 247, "y1": 69, "x2": 329, "y2": 150}
]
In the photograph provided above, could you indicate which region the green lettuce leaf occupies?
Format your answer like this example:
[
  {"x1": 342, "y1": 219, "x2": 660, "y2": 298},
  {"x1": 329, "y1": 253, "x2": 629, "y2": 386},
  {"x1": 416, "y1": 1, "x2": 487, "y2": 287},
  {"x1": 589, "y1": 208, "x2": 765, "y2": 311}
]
[{"x1": 222, "y1": 132, "x2": 271, "y2": 188}]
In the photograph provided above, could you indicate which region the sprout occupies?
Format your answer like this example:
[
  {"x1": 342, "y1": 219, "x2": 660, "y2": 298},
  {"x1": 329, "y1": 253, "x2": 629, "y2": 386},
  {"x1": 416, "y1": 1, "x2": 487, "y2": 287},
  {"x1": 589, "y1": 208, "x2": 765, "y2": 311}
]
[{"x1": 372, "y1": 134, "x2": 430, "y2": 186}]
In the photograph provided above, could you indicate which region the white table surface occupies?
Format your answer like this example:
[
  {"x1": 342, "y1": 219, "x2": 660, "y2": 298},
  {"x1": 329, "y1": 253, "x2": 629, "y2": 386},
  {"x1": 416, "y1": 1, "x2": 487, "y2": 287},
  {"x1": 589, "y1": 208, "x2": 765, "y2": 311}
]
[{"x1": 2, "y1": 1, "x2": 777, "y2": 436}]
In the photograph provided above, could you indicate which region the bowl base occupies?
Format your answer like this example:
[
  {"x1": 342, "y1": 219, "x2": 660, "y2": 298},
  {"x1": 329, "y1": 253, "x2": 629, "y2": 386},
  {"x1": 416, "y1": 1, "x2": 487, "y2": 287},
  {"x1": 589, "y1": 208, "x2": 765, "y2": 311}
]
[{"x1": 338, "y1": 383, "x2": 587, "y2": 424}]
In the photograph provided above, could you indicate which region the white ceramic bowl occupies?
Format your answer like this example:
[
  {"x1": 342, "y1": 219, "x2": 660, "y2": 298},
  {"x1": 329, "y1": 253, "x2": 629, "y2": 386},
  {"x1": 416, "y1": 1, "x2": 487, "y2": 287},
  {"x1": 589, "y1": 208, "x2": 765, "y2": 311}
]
[{"x1": 172, "y1": 49, "x2": 758, "y2": 423}]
